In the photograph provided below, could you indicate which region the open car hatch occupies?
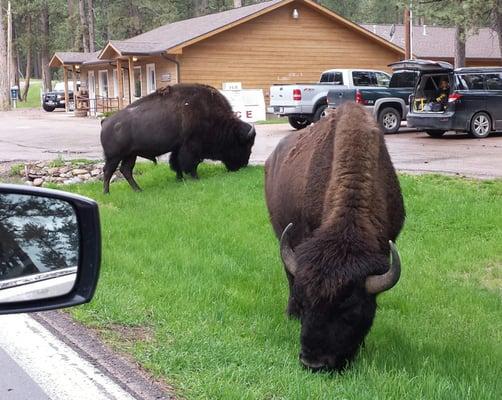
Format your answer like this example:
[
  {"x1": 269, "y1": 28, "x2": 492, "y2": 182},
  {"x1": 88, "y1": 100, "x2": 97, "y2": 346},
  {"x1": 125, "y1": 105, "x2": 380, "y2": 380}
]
[{"x1": 389, "y1": 59, "x2": 454, "y2": 72}]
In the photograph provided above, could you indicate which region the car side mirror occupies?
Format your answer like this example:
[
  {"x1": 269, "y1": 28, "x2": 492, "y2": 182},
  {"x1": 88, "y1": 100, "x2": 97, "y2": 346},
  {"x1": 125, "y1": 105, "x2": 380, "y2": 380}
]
[{"x1": 0, "y1": 184, "x2": 100, "y2": 314}]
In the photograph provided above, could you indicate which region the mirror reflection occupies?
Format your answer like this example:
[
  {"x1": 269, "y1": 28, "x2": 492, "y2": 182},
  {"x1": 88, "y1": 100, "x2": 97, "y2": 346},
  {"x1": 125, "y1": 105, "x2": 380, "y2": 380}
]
[{"x1": 0, "y1": 194, "x2": 79, "y2": 302}]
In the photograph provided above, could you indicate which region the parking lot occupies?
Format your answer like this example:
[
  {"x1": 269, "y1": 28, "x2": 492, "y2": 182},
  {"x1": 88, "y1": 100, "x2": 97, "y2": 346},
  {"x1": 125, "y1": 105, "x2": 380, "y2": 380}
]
[{"x1": 1, "y1": 109, "x2": 501, "y2": 179}]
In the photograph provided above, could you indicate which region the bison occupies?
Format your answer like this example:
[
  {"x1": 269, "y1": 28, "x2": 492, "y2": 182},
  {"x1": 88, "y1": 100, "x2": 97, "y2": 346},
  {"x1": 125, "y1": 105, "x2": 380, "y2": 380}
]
[
  {"x1": 100, "y1": 84, "x2": 256, "y2": 193},
  {"x1": 264, "y1": 103, "x2": 405, "y2": 372}
]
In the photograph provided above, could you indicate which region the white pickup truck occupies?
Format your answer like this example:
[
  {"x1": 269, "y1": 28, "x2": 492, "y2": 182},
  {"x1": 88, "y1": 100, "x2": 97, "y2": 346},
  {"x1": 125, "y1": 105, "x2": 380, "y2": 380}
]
[{"x1": 269, "y1": 69, "x2": 391, "y2": 129}]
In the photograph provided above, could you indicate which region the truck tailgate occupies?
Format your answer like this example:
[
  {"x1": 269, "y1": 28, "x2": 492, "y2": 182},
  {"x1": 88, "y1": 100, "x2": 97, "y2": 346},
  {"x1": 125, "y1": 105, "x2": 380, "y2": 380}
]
[
  {"x1": 327, "y1": 88, "x2": 356, "y2": 108},
  {"x1": 269, "y1": 85, "x2": 299, "y2": 107}
]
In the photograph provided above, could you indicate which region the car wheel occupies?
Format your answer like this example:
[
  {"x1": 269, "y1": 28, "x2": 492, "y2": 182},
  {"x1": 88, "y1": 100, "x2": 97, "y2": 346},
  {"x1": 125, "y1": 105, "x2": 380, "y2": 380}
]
[
  {"x1": 313, "y1": 105, "x2": 328, "y2": 122},
  {"x1": 469, "y1": 112, "x2": 491, "y2": 138},
  {"x1": 378, "y1": 107, "x2": 401, "y2": 134},
  {"x1": 288, "y1": 116, "x2": 311, "y2": 130},
  {"x1": 43, "y1": 104, "x2": 56, "y2": 112},
  {"x1": 425, "y1": 130, "x2": 446, "y2": 138}
]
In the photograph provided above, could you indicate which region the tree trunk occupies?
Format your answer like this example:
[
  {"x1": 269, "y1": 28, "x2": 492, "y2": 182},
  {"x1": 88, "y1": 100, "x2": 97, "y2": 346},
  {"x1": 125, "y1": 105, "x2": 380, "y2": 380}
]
[
  {"x1": 127, "y1": 1, "x2": 142, "y2": 36},
  {"x1": 193, "y1": 0, "x2": 209, "y2": 17},
  {"x1": 454, "y1": 26, "x2": 466, "y2": 68},
  {"x1": 493, "y1": 0, "x2": 502, "y2": 64},
  {"x1": 78, "y1": 0, "x2": 90, "y2": 52},
  {"x1": 41, "y1": 0, "x2": 52, "y2": 91},
  {"x1": 21, "y1": 16, "x2": 32, "y2": 102},
  {"x1": 0, "y1": 0, "x2": 11, "y2": 110},
  {"x1": 86, "y1": 0, "x2": 95, "y2": 52}
]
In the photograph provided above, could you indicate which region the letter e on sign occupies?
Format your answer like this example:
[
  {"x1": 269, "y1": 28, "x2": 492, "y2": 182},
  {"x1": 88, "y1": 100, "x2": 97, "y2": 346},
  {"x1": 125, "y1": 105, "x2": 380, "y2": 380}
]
[{"x1": 246, "y1": 111, "x2": 253, "y2": 119}]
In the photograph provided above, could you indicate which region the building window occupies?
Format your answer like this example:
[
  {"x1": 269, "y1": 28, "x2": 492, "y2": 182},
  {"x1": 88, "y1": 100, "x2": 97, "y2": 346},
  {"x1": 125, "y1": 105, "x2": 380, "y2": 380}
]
[
  {"x1": 121, "y1": 70, "x2": 129, "y2": 99},
  {"x1": 146, "y1": 64, "x2": 156, "y2": 94},
  {"x1": 98, "y1": 70, "x2": 109, "y2": 97},
  {"x1": 134, "y1": 66, "x2": 142, "y2": 98}
]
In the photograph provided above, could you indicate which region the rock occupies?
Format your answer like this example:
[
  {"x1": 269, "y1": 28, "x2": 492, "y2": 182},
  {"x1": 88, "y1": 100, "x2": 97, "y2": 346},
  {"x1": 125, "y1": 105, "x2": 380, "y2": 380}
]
[
  {"x1": 72, "y1": 168, "x2": 89, "y2": 175},
  {"x1": 33, "y1": 178, "x2": 44, "y2": 187},
  {"x1": 90, "y1": 169, "x2": 101, "y2": 177},
  {"x1": 80, "y1": 173, "x2": 91, "y2": 180},
  {"x1": 59, "y1": 167, "x2": 71, "y2": 174},
  {"x1": 47, "y1": 167, "x2": 59, "y2": 175},
  {"x1": 25, "y1": 180, "x2": 33, "y2": 186}
]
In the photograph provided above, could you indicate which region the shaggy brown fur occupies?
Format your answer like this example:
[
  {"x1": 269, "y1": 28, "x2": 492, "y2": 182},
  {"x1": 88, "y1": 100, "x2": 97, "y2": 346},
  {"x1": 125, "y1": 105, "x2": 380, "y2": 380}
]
[{"x1": 264, "y1": 103, "x2": 405, "y2": 371}]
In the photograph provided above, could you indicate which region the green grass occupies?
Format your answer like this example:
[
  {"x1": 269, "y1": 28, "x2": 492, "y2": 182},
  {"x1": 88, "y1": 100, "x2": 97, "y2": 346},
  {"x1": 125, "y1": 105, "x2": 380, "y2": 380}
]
[
  {"x1": 255, "y1": 117, "x2": 288, "y2": 125},
  {"x1": 65, "y1": 165, "x2": 502, "y2": 399},
  {"x1": 16, "y1": 79, "x2": 42, "y2": 109}
]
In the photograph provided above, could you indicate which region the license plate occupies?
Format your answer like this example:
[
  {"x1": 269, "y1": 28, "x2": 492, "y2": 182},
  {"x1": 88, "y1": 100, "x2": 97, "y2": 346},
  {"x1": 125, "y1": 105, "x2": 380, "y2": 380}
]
[{"x1": 47, "y1": 101, "x2": 54, "y2": 105}]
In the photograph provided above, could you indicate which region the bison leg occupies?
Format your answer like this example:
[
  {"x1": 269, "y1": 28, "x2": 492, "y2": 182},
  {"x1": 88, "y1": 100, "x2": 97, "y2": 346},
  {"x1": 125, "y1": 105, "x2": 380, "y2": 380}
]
[
  {"x1": 169, "y1": 150, "x2": 183, "y2": 181},
  {"x1": 178, "y1": 146, "x2": 201, "y2": 180},
  {"x1": 120, "y1": 155, "x2": 142, "y2": 192},
  {"x1": 103, "y1": 157, "x2": 121, "y2": 194}
]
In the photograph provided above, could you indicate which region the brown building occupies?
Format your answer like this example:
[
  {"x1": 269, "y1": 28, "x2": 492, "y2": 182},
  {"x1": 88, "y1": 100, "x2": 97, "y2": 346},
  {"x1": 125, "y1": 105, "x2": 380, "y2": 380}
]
[{"x1": 49, "y1": 0, "x2": 405, "y2": 113}]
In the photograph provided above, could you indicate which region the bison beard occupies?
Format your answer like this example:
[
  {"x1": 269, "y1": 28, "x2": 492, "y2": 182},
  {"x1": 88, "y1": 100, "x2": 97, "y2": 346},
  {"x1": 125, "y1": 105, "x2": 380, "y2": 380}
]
[
  {"x1": 100, "y1": 84, "x2": 256, "y2": 193},
  {"x1": 265, "y1": 103, "x2": 405, "y2": 372}
]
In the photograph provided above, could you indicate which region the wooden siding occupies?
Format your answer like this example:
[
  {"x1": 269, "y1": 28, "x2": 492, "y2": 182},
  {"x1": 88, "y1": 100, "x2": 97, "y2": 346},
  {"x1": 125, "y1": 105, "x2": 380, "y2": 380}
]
[{"x1": 179, "y1": 1, "x2": 402, "y2": 98}]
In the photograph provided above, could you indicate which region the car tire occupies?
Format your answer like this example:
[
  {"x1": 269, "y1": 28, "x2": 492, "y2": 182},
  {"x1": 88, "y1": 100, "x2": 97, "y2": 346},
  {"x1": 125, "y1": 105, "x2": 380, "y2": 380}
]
[
  {"x1": 469, "y1": 112, "x2": 491, "y2": 138},
  {"x1": 425, "y1": 130, "x2": 446, "y2": 138},
  {"x1": 288, "y1": 116, "x2": 311, "y2": 130},
  {"x1": 43, "y1": 104, "x2": 56, "y2": 112},
  {"x1": 378, "y1": 107, "x2": 401, "y2": 134},
  {"x1": 313, "y1": 105, "x2": 328, "y2": 122}
]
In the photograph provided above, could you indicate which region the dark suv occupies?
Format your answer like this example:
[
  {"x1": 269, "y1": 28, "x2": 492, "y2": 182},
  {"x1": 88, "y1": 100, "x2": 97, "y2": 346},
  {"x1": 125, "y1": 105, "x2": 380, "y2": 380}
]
[
  {"x1": 395, "y1": 60, "x2": 502, "y2": 138},
  {"x1": 42, "y1": 82, "x2": 79, "y2": 112}
]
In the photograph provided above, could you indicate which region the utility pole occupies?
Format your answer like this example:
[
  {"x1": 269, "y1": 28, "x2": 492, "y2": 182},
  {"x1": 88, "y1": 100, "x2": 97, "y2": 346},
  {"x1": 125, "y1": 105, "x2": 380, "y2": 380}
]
[{"x1": 404, "y1": 6, "x2": 411, "y2": 59}]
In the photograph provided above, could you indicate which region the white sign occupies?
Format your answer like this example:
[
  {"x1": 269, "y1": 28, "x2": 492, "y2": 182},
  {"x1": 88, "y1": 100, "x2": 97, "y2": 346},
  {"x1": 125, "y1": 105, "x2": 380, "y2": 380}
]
[
  {"x1": 222, "y1": 82, "x2": 242, "y2": 91},
  {"x1": 220, "y1": 89, "x2": 266, "y2": 123},
  {"x1": 160, "y1": 73, "x2": 172, "y2": 82}
]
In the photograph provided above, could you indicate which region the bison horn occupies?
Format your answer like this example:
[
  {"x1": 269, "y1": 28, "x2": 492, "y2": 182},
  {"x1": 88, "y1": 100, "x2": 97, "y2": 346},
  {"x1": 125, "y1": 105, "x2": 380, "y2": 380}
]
[
  {"x1": 365, "y1": 241, "x2": 401, "y2": 294},
  {"x1": 280, "y1": 223, "x2": 298, "y2": 276},
  {"x1": 248, "y1": 124, "x2": 256, "y2": 138}
]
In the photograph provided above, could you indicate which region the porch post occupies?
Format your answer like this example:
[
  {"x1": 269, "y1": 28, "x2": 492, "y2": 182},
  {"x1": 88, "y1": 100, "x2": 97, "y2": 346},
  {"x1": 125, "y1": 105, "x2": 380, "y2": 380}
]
[
  {"x1": 72, "y1": 67, "x2": 77, "y2": 111},
  {"x1": 128, "y1": 57, "x2": 134, "y2": 104},
  {"x1": 63, "y1": 66, "x2": 69, "y2": 112},
  {"x1": 117, "y1": 59, "x2": 123, "y2": 109}
]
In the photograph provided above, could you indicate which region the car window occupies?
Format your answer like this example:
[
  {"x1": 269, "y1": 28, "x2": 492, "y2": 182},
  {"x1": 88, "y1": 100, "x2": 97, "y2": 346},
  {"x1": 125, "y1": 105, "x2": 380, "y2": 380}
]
[
  {"x1": 352, "y1": 71, "x2": 374, "y2": 86},
  {"x1": 457, "y1": 74, "x2": 485, "y2": 90},
  {"x1": 320, "y1": 72, "x2": 344, "y2": 85},
  {"x1": 485, "y1": 73, "x2": 502, "y2": 90},
  {"x1": 375, "y1": 72, "x2": 390, "y2": 87},
  {"x1": 389, "y1": 71, "x2": 417, "y2": 88}
]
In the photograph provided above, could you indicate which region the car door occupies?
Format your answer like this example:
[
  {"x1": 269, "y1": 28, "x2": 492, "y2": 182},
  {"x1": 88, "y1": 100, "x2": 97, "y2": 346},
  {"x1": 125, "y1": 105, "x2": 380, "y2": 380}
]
[
  {"x1": 483, "y1": 72, "x2": 502, "y2": 130},
  {"x1": 455, "y1": 73, "x2": 488, "y2": 128}
]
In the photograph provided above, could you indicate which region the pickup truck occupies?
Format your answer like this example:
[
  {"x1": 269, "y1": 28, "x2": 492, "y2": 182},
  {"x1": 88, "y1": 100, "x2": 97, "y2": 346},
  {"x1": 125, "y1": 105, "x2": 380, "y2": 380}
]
[
  {"x1": 269, "y1": 69, "x2": 391, "y2": 130},
  {"x1": 326, "y1": 69, "x2": 418, "y2": 133}
]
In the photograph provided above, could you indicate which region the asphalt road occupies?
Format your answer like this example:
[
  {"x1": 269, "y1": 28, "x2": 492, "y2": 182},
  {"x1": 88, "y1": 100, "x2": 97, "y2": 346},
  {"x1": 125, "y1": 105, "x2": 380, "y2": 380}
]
[{"x1": 1, "y1": 109, "x2": 502, "y2": 179}]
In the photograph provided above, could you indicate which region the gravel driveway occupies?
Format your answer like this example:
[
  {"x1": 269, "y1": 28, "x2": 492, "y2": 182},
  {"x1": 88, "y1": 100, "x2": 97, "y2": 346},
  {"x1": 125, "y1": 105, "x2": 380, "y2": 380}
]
[{"x1": 1, "y1": 109, "x2": 501, "y2": 179}]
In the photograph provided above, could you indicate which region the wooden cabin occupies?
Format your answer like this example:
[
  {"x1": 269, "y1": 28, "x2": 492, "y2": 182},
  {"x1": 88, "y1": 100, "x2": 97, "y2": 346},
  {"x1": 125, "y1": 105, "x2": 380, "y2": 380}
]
[{"x1": 50, "y1": 0, "x2": 406, "y2": 114}]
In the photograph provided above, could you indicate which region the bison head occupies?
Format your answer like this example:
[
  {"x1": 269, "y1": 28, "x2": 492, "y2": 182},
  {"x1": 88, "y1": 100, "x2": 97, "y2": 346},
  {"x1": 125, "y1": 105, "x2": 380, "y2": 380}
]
[
  {"x1": 222, "y1": 121, "x2": 256, "y2": 172},
  {"x1": 280, "y1": 223, "x2": 401, "y2": 372}
]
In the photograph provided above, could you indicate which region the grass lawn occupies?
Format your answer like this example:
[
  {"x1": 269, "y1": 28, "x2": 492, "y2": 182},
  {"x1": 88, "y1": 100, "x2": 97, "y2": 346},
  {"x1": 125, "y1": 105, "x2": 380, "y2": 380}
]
[
  {"x1": 15, "y1": 79, "x2": 42, "y2": 109},
  {"x1": 64, "y1": 164, "x2": 501, "y2": 399},
  {"x1": 255, "y1": 117, "x2": 289, "y2": 125}
]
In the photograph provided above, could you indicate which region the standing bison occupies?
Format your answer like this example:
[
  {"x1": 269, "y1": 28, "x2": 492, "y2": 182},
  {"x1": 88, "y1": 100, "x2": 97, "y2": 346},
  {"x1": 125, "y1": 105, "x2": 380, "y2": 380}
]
[
  {"x1": 265, "y1": 103, "x2": 405, "y2": 372},
  {"x1": 100, "y1": 84, "x2": 256, "y2": 193}
]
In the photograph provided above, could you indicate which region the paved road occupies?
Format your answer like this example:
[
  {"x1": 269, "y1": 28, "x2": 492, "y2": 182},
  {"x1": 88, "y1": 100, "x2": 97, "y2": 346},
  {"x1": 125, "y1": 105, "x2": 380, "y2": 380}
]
[{"x1": 1, "y1": 109, "x2": 501, "y2": 179}]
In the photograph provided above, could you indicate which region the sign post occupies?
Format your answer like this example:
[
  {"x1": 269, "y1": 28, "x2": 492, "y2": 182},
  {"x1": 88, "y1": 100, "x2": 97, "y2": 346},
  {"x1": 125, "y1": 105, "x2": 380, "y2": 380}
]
[{"x1": 10, "y1": 86, "x2": 18, "y2": 109}]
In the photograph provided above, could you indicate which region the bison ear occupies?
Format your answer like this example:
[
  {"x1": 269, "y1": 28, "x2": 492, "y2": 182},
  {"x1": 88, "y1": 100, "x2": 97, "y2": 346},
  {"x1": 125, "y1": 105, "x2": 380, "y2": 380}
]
[{"x1": 280, "y1": 223, "x2": 298, "y2": 276}]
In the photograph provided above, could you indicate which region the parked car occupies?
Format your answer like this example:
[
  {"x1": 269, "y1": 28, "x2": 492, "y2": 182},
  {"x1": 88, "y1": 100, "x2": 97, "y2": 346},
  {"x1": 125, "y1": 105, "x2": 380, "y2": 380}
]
[
  {"x1": 327, "y1": 66, "x2": 418, "y2": 133},
  {"x1": 269, "y1": 69, "x2": 391, "y2": 130},
  {"x1": 0, "y1": 184, "x2": 100, "y2": 314},
  {"x1": 42, "y1": 81, "x2": 80, "y2": 112},
  {"x1": 402, "y1": 59, "x2": 502, "y2": 138}
]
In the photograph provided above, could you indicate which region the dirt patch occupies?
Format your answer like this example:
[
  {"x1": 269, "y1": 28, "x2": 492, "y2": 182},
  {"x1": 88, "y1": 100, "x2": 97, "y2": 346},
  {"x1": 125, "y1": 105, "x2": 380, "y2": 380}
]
[
  {"x1": 97, "y1": 324, "x2": 156, "y2": 345},
  {"x1": 481, "y1": 263, "x2": 502, "y2": 294}
]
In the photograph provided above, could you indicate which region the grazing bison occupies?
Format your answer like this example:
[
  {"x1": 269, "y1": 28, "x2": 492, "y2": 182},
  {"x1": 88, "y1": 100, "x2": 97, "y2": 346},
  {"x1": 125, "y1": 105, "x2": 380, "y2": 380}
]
[
  {"x1": 100, "y1": 84, "x2": 256, "y2": 193},
  {"x1": 265, "y1": 103, "x2": 405, "y2": 372}
]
